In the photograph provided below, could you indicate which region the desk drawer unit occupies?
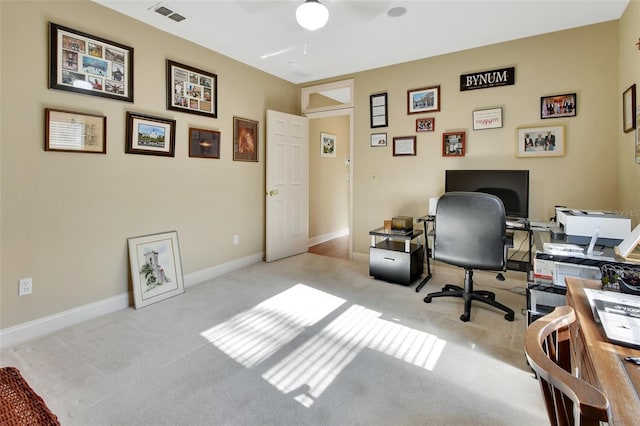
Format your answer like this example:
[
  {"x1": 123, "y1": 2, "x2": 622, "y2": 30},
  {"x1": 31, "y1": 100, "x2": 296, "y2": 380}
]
[{"x1": 369, "y1": 240, "x2": 424, "y2": 285}]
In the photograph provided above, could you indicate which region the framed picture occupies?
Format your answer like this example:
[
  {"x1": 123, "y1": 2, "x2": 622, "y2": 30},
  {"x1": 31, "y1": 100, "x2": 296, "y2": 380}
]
[
  {"x1": 472, "y1": 107, "x2": 503, "y2": 130},
  {"x1": 370, "y1": 92, "x2": 388, "y2": 128},
  {"x1": 442, "y1": 132, "x2": 465, "y2": 157},
  {"x1": 407, "y1": 85, "x2": 440, "y2": 114},
  {"x1": 233, "y1": 117, "x2": 258, "y2": 162},
  {"x1": 45, "y1": 108, "x2": 106, "y2": 154},
  {"x1": 623, "y1": 84, "x2": 636, "y2": 133},
  {"x1": 167, "y1": 60, "x2": 217, "y2": 118},
  {"x1": 636, "y1": 106, "x2": 640, "y2": 164},
  {"x1": 49, "y1": 22, "x2": 133, "y2": 102},
  {"x1": 320, "y1": 132, "x2": 337, "y2": 157},
  {"x1": 370, "y1": 133, "x2": 387, "y2": 147},
  {"x1": 416, "y1": 117, "x2": 435, "y2": 132},
  {"x1": 125, "y1": 112, "x2": 176, "y2": 157},
  {"x1": 541, "y1": 93, "x2": 576, "y2": 119},
  {"x1": 393, "y1": 136, "x2": 416, "y2": 156},
  {"x1": 189, "y1": 127, "x2": 220, "y2": 159},
  {"x1": 127, "y1": 231, "x2": 184, "y2": 309},
  {"x1": 516, "y1": 124, "x2": 565, "y2": 157}
]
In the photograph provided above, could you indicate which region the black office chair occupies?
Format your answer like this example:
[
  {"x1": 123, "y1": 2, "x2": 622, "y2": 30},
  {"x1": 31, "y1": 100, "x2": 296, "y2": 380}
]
[{"x1": 424, "y1": 191, "x2": 515, "y2": 322}]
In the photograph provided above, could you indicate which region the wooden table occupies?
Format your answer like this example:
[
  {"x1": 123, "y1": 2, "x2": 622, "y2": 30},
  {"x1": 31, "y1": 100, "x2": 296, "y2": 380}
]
[{"x1": 565, "y1": 277, "x2": 640, "y2": 425}]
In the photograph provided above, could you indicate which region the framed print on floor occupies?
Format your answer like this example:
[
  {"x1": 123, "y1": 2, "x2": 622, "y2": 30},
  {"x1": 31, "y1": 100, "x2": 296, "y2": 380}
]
[
  {"x1": 516, "y1": 124, "x2": 565, "y2": 157},
  {"x1": 126, "y1": 112, "x2": 176, "y2": 157},
  {"x1": 167, "y1": 60, "x2": 217, "y2": 118},
  {"x1": 442, "y1": 132, "x2": 465, "y2": 157},
  {"x1": 233, "y1": 117, "x2": 258, "y2": 162},
  {"x1": 189, "y1": 127, "x2": 220, "y2": 159},
  {"x1": 49, "y1": 22, "x2": 133, "y2": 102},
  {"x1": 127, "y1": 231, "x2": 184, "y2": 309},
  {"x1": 408, "y1": 85, "x2": 440, "y2": 114},
  {"x1": 45, "y1": 108, "x2": 106, "y2": 154}
]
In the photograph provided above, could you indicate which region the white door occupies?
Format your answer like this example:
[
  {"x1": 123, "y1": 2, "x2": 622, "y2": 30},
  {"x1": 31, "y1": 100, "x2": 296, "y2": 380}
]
[{"x1": 265, "y1": 110, "x2": 309, "y2": 262}]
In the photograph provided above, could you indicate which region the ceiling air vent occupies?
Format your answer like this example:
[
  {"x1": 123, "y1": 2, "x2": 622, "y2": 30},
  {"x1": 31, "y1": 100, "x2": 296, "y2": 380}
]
[
  {"x1": 151, "y1": 4, "x2": 186, "y2": 22},
  {"x1": 168, "y1": 13, "x2": 185, "y2": 22},
  {"x1": 154, "y1": 6, "x2": 173, "y2": 16}
]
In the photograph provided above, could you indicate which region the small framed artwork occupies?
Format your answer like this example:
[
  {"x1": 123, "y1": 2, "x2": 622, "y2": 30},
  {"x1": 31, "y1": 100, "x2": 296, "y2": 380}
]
[
  {"x1": 407, "y1": 85, "x2": 440, "y2": 114},
  {"x1": 416, "y1": 117, "x2": 435, "y2": 132},
  {"x1": 541, "y1": 93, "x2": 576, "y2": 119},
  {"x1": 472, "y1": 107, "x2": 503, "y2": 130},
  {"x1": 516, "y1": 124, "x2": 565, "y2": 157},
  {"x1": 127, "y1": 231, "x2": 185, "y2": 309},
  {"x1": 623, "y1": 84, "x2": 636, "y2": 133},
  {"x1": 393, "y1": 136, "x2": 417, "y2": 156},
  {"x1": 233, "y1": 117, "x2": 258, "y2": 162},
  {"x1": 636, "y1": 106, "x2": 640, "y2": 163},
  {"x1": 370, "y1": 133, "x2": 387, "y2": 147},
  {"x1": 189, "y1": 127, "x2": 220, "y2": 159},
  {"x1": 370, "y1": 92, "x2": 388, "y2": 128},
  {"x1": 45, "y1": 108, "x2": 106, "y2": 154},
  {"x1": 49, "y1": 22, "x2": 133, "y2": 102},
  {"x1": 442, "y1": 132, "x2": 465, "y2": 157},
  {"x1": 167, "y1": 60, "x2": 217, "y2": 118},
  {"x1": 320, "y1": 133, "x2": 337, "y2": 157},
  {"x1": 125, "y1": 112, "x2": 176, "y2": 157}
]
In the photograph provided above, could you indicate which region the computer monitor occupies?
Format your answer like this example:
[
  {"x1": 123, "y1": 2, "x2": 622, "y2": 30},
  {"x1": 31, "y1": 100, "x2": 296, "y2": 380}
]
[{"x1": 444, "y1": 169, "x2": 530, "y2": 219}]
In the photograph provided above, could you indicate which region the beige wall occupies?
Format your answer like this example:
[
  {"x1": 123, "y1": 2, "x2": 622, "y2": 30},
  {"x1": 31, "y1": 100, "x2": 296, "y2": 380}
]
[
  {"x1": 346, "y1": 20, "x2": 623, "y2": 255},
  {"x1": 618, "y1": 0, "x2": 640, "y2": 226},
  {"x1": 1, "y1": 0, "x2": 637, "y2": 332},
  {"x1": 0, "y1": 0, "x2": 297, "y2": 329},
  {"x1": 309, "y1": 115, "x2": 349, "y2": 239}
]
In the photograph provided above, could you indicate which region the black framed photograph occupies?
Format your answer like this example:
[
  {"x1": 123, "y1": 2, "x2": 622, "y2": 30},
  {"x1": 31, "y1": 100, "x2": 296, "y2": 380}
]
[
  {"x1": 125, "y1": 112, "x2": 176, "y2": 157},
  {"x1": 407, "y1": 85, "x2": 440, "y2": 114},
  {"x1": 370, "y1": 133, "x2": 387, "y2": 147},
  {"x1": 393, "y1": 136, "x2": 416, "y2": 156},
  {"x1": 233, "y1": 117, "x2": 258, "y2": 162},
  {"x1": 167, "y1": 60, "x2": 217, "y2": 118},
  {"x1": 49, "y1": 22, "x2": 133, "y2": 102},
  {"x1": 189, "y1": 127, "x2": 220, "y2": 159},
  {"x1": 442, "y1": 132, "x2": 465, "y2": 157},
  {"x1": 370, "y1": 92, "x2": 388, "y2": 128},
  {"x1": 45, "y1": 108, "x2": 106, "y2": 154},
  {"x1": 416, "y1": 118, "x2": 435, "y2": 132},
  {"x1": 472, "y1": 107, "x2": 503, "y2": 130},
  {"x1": 541, "y1": 93, "x2": 576, "y2": 119},
  {"x1": 127, "y1": 230, "x2": 184, "y2": 309},
  {"x1": 623, "y1": 84, "x2": 636, "y2": 133}
]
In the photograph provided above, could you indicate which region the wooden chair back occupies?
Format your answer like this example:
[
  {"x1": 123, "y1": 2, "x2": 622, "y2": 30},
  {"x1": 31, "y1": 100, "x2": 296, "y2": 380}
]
[{"x1": 524, "y1": 306, "x2": 609, "y2": 426}]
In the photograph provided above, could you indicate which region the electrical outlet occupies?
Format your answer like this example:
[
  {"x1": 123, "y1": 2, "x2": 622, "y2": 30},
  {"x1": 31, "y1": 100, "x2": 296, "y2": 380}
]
[
  {"x1": 19, "y1": 278, "x2": 32, "y2": 296},
  {"x1": 233, "y1": 235, "x2": 239, "y2": 245}
]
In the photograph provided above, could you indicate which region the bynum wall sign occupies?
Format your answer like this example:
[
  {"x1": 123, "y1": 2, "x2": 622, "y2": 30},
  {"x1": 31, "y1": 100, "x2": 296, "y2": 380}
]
[{"x1": 460, "y1": 67, "x2": 515, "y2": 91}]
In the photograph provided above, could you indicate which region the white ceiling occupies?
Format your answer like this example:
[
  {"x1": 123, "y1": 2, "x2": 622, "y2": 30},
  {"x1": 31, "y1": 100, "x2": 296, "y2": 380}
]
[{"x1": 93, "y1": 0, "x2": 629, "y2": 85}]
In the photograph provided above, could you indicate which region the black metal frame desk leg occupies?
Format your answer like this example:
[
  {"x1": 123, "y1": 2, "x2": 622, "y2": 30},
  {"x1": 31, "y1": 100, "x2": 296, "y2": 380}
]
[{"x1": 415, "y1": 216, "x2": 434, "y2": 292}]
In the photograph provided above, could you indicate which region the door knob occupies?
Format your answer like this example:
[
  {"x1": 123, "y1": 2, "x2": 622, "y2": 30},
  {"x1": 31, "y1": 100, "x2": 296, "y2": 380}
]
[{"x1": 267, "y1": 189, "x2": 279, "y2": 196}]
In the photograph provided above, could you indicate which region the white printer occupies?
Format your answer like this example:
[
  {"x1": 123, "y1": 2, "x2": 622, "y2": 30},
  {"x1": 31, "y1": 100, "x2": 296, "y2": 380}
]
[{"x1": 556, "y1": 208, "x2": 631, "y2": 246}]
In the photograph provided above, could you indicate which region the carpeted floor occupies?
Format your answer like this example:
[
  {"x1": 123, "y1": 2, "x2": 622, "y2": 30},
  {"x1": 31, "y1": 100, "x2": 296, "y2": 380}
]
[{"x1": 0, "y1": 253, "x2": 547, "y2": 425}]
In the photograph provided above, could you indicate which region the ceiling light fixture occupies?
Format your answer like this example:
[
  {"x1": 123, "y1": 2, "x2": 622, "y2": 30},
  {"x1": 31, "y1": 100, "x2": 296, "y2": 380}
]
[{"x1": 296, "y1": 0, "x2": 329, "y2": 31}]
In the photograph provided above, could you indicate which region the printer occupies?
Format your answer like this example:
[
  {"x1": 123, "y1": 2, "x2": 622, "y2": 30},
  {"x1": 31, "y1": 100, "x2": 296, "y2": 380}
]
[{"x1": 556, "y1": 208, "x2": 631, "y2": 246}]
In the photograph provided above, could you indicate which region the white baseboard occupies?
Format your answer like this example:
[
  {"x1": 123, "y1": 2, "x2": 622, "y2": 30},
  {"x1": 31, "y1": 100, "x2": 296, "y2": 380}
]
[
  {"x1": 308, "y1": 228, "x2": 349, "y2": 247},
  {"x1": 0, "y1": 252, "x2": 264, "y2": 349}
]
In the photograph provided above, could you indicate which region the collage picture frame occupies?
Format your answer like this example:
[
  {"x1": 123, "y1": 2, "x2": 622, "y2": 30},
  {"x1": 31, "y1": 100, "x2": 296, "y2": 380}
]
[
  {"x1": 442, "y1": 132, "x2": 465, "y2": 157},
  {"x1": 167, "y1": 59, "x2": 217, "y2": 118}
]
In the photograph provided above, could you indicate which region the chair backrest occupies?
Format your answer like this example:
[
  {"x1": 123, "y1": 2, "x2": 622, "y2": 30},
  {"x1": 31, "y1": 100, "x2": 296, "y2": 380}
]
[
  {"x1": 433, "y1": 191, "x2": 506, "y2": 270},
  {"x1": 524, "y1": 306, "x2": 609, "y2": 426}
]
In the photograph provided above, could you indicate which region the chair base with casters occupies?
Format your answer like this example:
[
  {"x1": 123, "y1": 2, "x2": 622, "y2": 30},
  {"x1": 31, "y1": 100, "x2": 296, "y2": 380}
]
[{"x1": 424, "y1": 269, "x2": 515, "y2": 322}]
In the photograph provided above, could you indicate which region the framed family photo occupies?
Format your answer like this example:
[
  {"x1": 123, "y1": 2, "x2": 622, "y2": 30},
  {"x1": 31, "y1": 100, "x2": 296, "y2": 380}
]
[
  {"x1": 49, "y1": 22, "x2": 133, "y2": 102},
  {"x1": 416, "y1": 117, "x2": 435, "y2": 132},
  {"x1": 189, "y1": 127, "x2": 220, "y2": 159},
  {"x1": 320, "y1": 133, "x2": 337, "y2": 157},
  {"x1": 127, "y1": 231, "x2": 184, "y2": 309},
  {"x1": 233, "y1": 117, "x2": 258, "y2": 162},
  {"x1": 408, "y1": 85, "x2": 440, "y2": 114},
  {"x1": 45, "y1": 108, "x2": 106, "y2": 154},
  {"x1": 370, "y1": 133, "x2": 387, "y2": 147},
  {"x1": 125, "y1": 112, "x2": 176, "y2": 157},
  {"x1": 516, "y1": 124, "x2": 565, "y2": 157},
  {"x1": 167, "y1": 60, "x2": 217, "y2": 118},
  {"x1": 541, "y1": 93, "x2": 576, "y2": 119},
  {"x1": 393, "y1": 136, "x2": 416, "y2": 156},
  {"x1": 623, "y1": 84, "x2": 636, "y2": 133},
  {"x1": 442, "y1": 132, "x2": 465, "y2": 157}
]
